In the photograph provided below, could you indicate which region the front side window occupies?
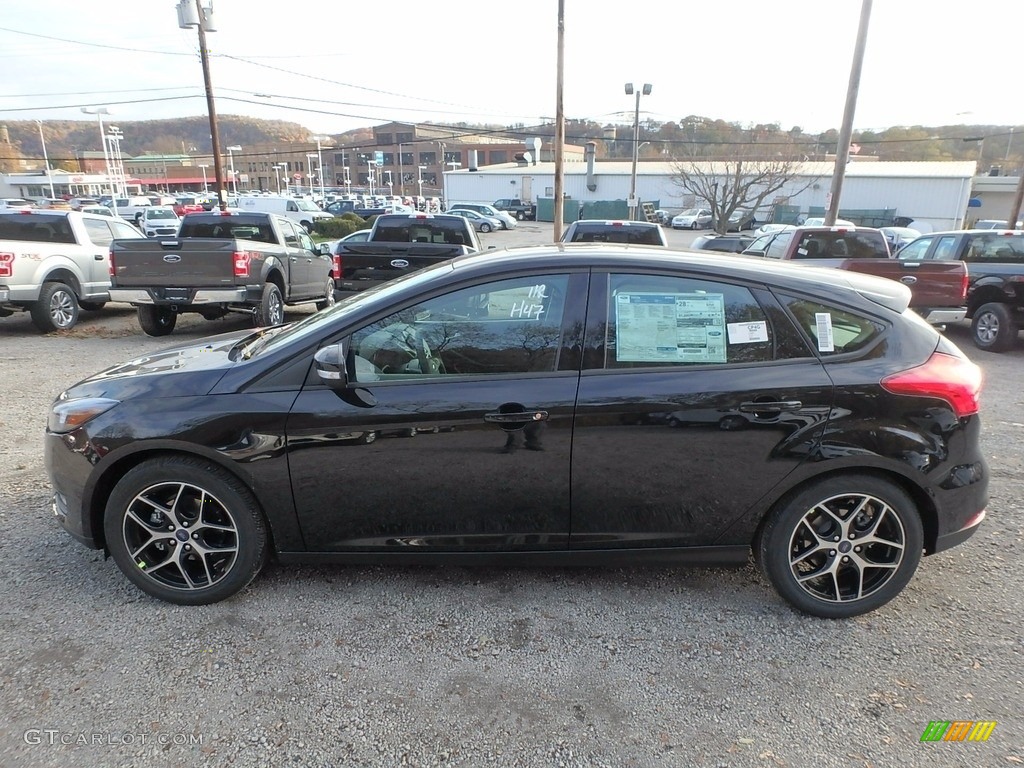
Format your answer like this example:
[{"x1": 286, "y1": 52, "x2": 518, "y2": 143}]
[
  {"x1": 897, "y1": 237, "x2": 932, "y2": 261},
  {"x1": 765, "y1": 232, "x2": 793, "y2": 259},
  {"x1": 593, "y1": 273, "x2": 777, "y2": 368},
  {"x1": 83, "y1": 218, "x2": 114, "y2": 246},
  {"x1": 350, "y1": 274, "x2": 571, "y2": 381}
]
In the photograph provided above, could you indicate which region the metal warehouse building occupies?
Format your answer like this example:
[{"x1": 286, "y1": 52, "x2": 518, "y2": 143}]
[{"x1": 443, "y1": 159, "x2": 978, "y2": 231}]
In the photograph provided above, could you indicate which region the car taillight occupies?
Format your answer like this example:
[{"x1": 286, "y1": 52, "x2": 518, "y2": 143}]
[
  {"x1": 108, "y1": 249, "x2": 115, "y2": 278},
  {"x1": 0, "y1": 252, "x2": 13, "y2": 278},
  {"x1": 959, "y1": 271, "x2": 969, "y2": 301},
  {"x1": 332, "y1": 253, "x2": 341, "y2": 279},
  {"x1": 233, "y1": 251, "x2": 251, "y2": 278},
  {"x1": 881, "y1": 352, "x2": 982, "y2": 418}
]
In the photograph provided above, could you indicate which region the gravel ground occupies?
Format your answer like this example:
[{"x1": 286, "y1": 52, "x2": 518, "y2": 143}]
[{"x1": 0, "y1": 226, "x2": 1021, "y2": 767}]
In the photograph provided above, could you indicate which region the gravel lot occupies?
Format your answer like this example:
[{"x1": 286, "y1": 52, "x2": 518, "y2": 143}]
[{"x1": 1, "y1": 224, "x2": 1021, "y2": 767}]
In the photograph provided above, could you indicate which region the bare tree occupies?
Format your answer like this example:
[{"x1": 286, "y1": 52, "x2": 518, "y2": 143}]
[{"x1": 670, "y1": 155, "x2": 820, "y2": 234}]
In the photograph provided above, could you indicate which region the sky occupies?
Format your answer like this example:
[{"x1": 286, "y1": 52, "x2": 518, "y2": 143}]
[{"x1": 0, "y1": 1, "x2": 1019, "y2": 138}]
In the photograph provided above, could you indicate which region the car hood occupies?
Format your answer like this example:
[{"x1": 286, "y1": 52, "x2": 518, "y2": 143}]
[{"x1": 59, "y1": 328, "x2": 253, "y2": 402}]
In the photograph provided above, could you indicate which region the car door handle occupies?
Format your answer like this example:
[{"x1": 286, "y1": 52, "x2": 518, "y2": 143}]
[
  {"x1": 484, "y1": 410, "x2": 549, "y2": 423},
  {"x1": 899, "y1": 275, "x2": 917, "y2": 284},
  {"x1": 738, "y1": 400, "x2": 802, "y2": 413},
  {"x1": 289, "y1": 256, "x2": 298, "y2": 262},
  {"x1": 94, "y1": 254, "x2": 105, "y2": 260}
]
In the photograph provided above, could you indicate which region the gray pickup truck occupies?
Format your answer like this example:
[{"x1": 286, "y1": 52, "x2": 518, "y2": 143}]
[
  {"x1": 330, "y1": 213, "x2": 482, "y2": 297},
  {"x1": 109, "y1": 211, "x2": 334, "y2": 336}
]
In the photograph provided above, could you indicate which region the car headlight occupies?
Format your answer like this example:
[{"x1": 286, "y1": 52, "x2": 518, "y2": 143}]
[{"x1": 48, "y1": 397, "x2": 120, "y2": 434}]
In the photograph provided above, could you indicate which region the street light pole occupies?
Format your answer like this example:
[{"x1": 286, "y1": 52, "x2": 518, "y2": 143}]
[
  {"x1": 398, "y1": 143, "x2": 405, "y2": 197},
  {"x1": 417, "y1": 165, "x2": 426, "y2": 204},
  {"x1": 81, "y1": 107, "x2": 112, "y2": 198},
  {"x1": 624, "y1": 82, "x2": 652, "y2": 220},
  {"x1": 306, "y1": 154, "x2": 318, "y2": 194},
  {"x1": 312, "y1": 136, "x2": 330, "y2": 203},
  {"x1": 226, "y1": 145, "x2": 241, "y2": 195},
  {"x1": 198, "y1": 164, "x2": 209, "y2": 193},
  {"x1": 36, "y1": 120, "x2": 55, "y2": 198}
]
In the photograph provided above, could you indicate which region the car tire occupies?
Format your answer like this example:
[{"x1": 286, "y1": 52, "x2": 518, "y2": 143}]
[
  {"x1": 971, "y1": 302, "x2": 1017, "y2": 352},
  {"x1": 31, "y1": 282, "x2": 79, "y2": 332},
  {"x1": 516, "y1": 211, "x2": 525, "y2": 221},
  {"x1": 137, "y1": 305, "x2": 177, "y2": 336},
  {"x1": 254, "y1": 283, "x2": 284, "y2": 327},
  {"x1": 690, "y1": 222, "x2": 698, "y2": 230},
  {"x1": 480, "y1": 223, "x2": 492, "y2": 233},
  {"x1": 315, "y1": 279, "x2": 337, "y2": 311},
  {"x1": 78, "y1": 300, "x2": 107, "y2": 312},
  {"x1": 302, "y1": 221, "x2": 314, "y2": 234},
  {"x1": 103, "y1": 456, "x2": 269, "y2": 605},
  {"x1": 757, "y1": 474, "x2": 923, "y2": 618}
]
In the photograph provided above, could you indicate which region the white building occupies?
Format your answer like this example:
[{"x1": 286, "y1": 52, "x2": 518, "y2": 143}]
[{"x1": 444, "y1": 159, "x2": 979, "y2": 231}]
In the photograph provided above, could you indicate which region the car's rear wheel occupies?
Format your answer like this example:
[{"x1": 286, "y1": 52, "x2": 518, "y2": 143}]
[
  {"x1": 516, "y1": 211, "x2": 525, "y2": 221},
  {"x1": 758, "y1": 475, "x2": 923, "y2": 618},
  {"x1": 137, "y1": 305, "x2": 177, "y2": 336},
  {"x1": 31, "y1": 282, "x2": 79, "y2": 332},
  {"x1": 971, "y1": 302, "x2": 1017, "y2": 352},
  {"x1": 254, "y1": 283, "x2": 284, "y2": 327},
  {"x1": 103, "y1": 456, "x2": 269, "y2": 605},
  {"x1": 480, "y1": 222, "x2": 492, "y2": 233},
  {"x1": 315, "y1": 279, "x2": 337, "y2": 311}
]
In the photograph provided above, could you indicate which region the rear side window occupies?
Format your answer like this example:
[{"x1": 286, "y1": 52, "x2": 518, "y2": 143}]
[
  {"x1": 0, "y1": 213, "x2": 75, "y2": 244},
  {"x1": 962, "y1": 233, "x2": 1024, "y2": 262},
  {"x1": 780, "y1": 295, "x2": 884, "y2": 355}
]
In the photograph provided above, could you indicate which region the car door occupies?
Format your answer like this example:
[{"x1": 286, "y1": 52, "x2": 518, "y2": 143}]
[
  {"x1": 570, "y1": 269, "x2": 834, "y2": 549},
  {"x1": 279, "y1": 219, "x2": 311, "y2": 298},
  {"x1": 297, "y1": 227, "x2": 331, "y2": 296},
  {"x1": 80, "y1": 218, "x2": 116, "y2": 294},
  {"x1": 287, "y1": 271, "x2": 589, "y2": 551}
]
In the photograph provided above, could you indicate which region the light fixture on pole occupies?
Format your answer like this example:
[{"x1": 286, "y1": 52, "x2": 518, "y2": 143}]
[
  {"x1": 198, "y1": 164, "x2": 209, "y2": 193},
  {"x1": 81, "y1": 106, "x2": 113, "y2": 198},
  {"x1": 226, "y1": 145, "x2": 241, "y2": 195},
  {"x1": 624, "y1": 82, "x2": 652, "y2": 220},
  {"x1": 176, "y1": 0, "x2": 228, "y2": 210},
  {"x1": 35, "y1": 120, "x2": 55, "y2": 198},
  {"x1": 106, "y1": 126, "x2": 127, "y2": 199}
]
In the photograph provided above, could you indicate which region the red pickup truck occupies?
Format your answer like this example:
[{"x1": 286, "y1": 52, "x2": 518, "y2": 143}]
[{"x1": 741, "y1": 226, "x2": 967, "y2": 326}]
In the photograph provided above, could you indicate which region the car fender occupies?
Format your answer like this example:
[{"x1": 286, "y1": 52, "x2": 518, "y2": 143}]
[{"x1": 12, "y1": 252, "x2": 90, "y2": 298}]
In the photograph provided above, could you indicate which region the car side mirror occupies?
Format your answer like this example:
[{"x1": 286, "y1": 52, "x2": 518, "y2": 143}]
[
  {"x1": 314, "y1": 343, "x2": 349, "y2": 389},
  {"x1": 318, "y1": 243, "x2": 332, "y2": 256}
]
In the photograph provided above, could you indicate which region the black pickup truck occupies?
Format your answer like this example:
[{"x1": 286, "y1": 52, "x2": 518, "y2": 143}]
[
  {"x1": 329, "y1": 213, "x2": 482, "y2": 297},
  {"x1": 896, "y1": 228, "x2": 1024, "y2": 351},
  {"x1": 109, "y1": 211, "x2": 334, "y2": 336}
]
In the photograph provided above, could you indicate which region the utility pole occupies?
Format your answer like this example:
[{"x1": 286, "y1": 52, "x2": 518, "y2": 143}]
[
  {"x1": 1008, "y1": 172, "x2": 1024, "y2": 230},
  {"x1": 552, "y1": 0, "x2": 565, "y2": 240},
  {"x1": 825, "y1": 0, "x2": 872, "y2": 226}
]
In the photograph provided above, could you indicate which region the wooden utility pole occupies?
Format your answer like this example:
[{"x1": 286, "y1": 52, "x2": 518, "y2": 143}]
[
  {"x1": 825, "y1": 0, "x2": 872, "y2": 226},
  {"x1": 552, "y1": 0, "x2": 565, "y2": 240},
  {"x1": 194, "y1": 0, "x2": 226, "y2": 211}
]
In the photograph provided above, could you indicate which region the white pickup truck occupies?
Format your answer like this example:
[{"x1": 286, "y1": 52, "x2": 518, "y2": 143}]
[{"x1": 0, "y1": 210, "x2": 144, "y2": 331}]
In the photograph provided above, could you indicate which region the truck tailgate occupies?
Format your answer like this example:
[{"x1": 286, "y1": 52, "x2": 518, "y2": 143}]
[
  {"x1": 111, "y1": 238, "x2": 244, "y2": 288},
  {"x1": 841, "y1": 259, "x2": 967, "y2": 308},
  {"x1": 336, "y1": 243, "x2": 464, "y2": 293}
]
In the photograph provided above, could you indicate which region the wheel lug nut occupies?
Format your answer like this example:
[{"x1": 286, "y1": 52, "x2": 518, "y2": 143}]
[
  {"x1": 854, "y1": 546, "x2": 861, "y2": 552},
  {"x1": 168, "y1": 526, "x2": 174, "y2": 531},
  {"x1": 833, "y1": 536, "x2": 840, "y2": 542},
  {"x1": 829, "y1": 550, "x2": 836, "y2": 556},
  {"x1": 182, "y1": 522, "x2": 189, "y2": 527},
  {"x1": 184, "y1": 544, "x2": 191, "y2": 551},
  {"x1": 192, "y1": 533, "x2": 199, "y2": 539},
  {"x1": 842, "y1": 556, "x2": 849, "y2": 562}
]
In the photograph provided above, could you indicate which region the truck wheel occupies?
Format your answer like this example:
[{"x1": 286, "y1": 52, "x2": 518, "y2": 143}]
[
  {"x1": 31, "y1": 282, "x2": 79, "y2": 332},
  {"x1": 516, "y1": 210, "x2": 525, "y2": 221},
  {"x1": 301, "y1": 221, "x2": 314, "y2": 234},
  {"x1": 315, "y1": 280, "x2": 337, "y2": 311},
  {"x1": 137, "y1": 305, "x2": 177, "y2": 336},
  {"x1": 480, "y1": 222, "x2": 492, "y2": 233},
  {"x1": 254, "y1": 284, "x2": 284, "y2": 327},
  {"x1": 971, "y1": 302, "x2": 1017, "y2": 352},
  {"x1": 78, "y1": 300, "x2": 107, "y2": 311}
]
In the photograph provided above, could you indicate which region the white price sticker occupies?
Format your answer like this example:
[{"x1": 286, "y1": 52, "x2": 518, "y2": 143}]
[{"x1": 815, "y1": 312, "x2": 835, "y2": 352}]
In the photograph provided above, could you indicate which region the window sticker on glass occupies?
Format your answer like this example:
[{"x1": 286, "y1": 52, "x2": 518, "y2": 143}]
[
  {"x1": 484, "y1": 283, "x2": 549, "y2": 320},
  {"x1": 727, "y1": 321, "x2": 769, "y2": 344},
  {"x1": 814, "y1": 312, "x2": 835, "y2": 352},
  {"x1": 614, "y1": 292, "x2": 726, "y2": 363}
]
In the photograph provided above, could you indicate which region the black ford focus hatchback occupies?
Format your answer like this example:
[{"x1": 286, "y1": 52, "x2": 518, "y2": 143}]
[{"x1": 45, "y1": 245, "x2": 988, "y2": 617}]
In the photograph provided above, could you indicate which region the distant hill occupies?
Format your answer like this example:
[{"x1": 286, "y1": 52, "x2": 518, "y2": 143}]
[{"x1": 2, "y1": 115, "x2": 1021, "y2": 173}]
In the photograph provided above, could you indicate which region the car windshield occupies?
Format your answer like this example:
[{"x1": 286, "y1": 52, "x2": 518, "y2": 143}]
[
  {"x1": 295, "y1": 199, "x2": 321, "y2": 212},
  {"x1": 150, "y1": 209, "x2": 177, "y2": 220},
  {"x1": 679, "y1": 209, "x2": 700, "y2": 216}
]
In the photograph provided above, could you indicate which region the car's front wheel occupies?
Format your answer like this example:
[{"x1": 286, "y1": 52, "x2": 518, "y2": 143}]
[
  {"x1": 480, "y1": 222, "x2": 492, "y2": 233},
  {"x1": 757, "y1": 475, "x2": 923, "y2": 618},
  {"x1": 971, "y1": 302, "x2": 1017, "y2": 352},
  {"x1": 690, "y1": 221, "x2": 698, "y2": 230},
  {"x1": 103, "y1": 456, "x2": 269, "y2": 605}
]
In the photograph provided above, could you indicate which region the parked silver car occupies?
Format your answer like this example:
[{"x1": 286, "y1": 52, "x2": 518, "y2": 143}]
[
  {"x1": 447, "y1": 202, "x2": 517, "y2": 229},
  {"x1": 446, "y1": 208, "x2": 503, "y2": 233}
]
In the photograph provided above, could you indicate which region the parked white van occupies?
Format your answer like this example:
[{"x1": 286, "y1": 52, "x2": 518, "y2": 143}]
[{"x1": 236, "y1": 196, "x2": 333, "y2": 232}]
